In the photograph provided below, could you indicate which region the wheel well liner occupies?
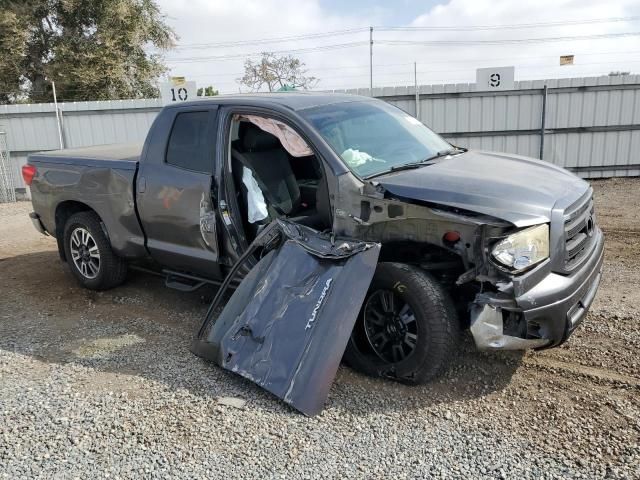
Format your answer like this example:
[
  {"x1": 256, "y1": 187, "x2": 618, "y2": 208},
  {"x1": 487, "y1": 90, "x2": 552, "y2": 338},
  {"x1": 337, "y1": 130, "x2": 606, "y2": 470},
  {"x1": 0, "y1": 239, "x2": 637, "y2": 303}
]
[{"x1": 379, "y1": 240, "x2": 463, "y2": 267}]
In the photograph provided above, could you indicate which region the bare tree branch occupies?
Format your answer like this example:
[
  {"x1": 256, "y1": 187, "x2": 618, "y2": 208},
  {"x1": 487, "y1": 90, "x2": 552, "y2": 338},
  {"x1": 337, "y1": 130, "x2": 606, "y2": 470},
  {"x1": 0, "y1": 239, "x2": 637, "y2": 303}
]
[{"x1": 237, "y1": 52, "x2": 318, "y2": 92}]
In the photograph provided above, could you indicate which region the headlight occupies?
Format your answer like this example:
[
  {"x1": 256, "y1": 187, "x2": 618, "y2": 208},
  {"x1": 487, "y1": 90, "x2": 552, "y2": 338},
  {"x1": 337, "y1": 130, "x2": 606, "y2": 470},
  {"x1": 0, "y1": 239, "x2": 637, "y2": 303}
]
[{"x1": 491, "y1": 224, "x2": 549, "y2": 273}]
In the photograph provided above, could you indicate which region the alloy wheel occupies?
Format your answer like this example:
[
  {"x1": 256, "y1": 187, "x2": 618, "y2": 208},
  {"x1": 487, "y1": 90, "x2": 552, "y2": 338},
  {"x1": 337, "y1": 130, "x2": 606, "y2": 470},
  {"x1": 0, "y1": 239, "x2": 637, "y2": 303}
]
[{"x1": 69, "y1": 227, "x2": 101, "y2": 279}]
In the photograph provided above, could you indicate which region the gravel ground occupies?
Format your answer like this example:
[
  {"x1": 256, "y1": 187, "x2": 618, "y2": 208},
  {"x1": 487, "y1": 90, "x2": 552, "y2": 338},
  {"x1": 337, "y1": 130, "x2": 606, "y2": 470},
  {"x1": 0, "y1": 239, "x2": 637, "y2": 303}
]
[{"x1": 1, "y1": 178, "x2": 639, "y2": 479}]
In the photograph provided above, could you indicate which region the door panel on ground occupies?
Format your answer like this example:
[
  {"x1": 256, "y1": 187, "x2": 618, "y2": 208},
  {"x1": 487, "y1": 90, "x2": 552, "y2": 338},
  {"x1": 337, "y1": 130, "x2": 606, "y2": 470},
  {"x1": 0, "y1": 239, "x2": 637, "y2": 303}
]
[
  {"x1": 192, "y1": 220, "x2": 380, "y2": 416},
  {"x1": 137, "y1": 108, "x2": 220, "y2": 277}
]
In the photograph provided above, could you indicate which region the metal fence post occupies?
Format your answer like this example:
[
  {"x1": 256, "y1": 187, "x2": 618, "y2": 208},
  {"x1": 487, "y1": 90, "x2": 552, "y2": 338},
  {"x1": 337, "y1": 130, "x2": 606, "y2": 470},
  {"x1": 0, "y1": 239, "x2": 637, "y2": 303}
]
[
  {"x1": 369, "y1": 27, "x2": 373, "y2": 95},
  {"x1": 0, "y1": 131, "x2": 16, "y2": 203},
  {"x1": 539, "y1": 84, "x2": 547, "y2": 160},
  {"x1": 52, "y1": 81, "x2": 64, "y2": 149},
  {"x1": 414, "y1": 62, "x2": 419, "y2": 119}
]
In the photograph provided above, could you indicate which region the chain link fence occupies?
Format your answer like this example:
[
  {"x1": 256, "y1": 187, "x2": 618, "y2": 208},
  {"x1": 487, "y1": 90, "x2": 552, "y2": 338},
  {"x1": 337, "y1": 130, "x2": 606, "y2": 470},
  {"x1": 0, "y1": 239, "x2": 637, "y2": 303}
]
[{"x1": 0, "y1": 131, "x2": 17, "y2": 203}]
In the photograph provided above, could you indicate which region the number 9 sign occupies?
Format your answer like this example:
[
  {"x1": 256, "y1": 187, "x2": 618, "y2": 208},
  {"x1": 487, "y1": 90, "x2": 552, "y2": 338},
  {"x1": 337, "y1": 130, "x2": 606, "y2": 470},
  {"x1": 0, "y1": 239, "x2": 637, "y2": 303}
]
[{"x1": 476, "y1": 67, "x2": 514, "y2": 91}]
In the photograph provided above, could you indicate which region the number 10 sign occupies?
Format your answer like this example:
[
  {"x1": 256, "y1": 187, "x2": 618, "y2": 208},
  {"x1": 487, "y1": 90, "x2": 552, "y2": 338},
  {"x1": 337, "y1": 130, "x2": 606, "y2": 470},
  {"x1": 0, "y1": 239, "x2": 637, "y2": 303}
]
[{"x1": 160, "y1": 77, "x2": 197, "y2": 105}]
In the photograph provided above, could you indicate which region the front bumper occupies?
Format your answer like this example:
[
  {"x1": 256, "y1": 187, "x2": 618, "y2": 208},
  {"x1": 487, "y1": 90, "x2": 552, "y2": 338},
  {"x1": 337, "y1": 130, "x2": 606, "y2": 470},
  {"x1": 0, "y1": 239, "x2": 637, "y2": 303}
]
[{"x1": 471, "y1": 227, "x2": 604, "y2": 350}]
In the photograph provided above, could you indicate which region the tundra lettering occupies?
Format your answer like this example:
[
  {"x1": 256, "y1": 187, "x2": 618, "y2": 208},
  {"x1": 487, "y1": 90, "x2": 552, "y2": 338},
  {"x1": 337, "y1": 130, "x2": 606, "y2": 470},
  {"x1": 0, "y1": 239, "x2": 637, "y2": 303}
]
[{"x1": 306, "y1": 278, "x2": 333, "y2": 331}]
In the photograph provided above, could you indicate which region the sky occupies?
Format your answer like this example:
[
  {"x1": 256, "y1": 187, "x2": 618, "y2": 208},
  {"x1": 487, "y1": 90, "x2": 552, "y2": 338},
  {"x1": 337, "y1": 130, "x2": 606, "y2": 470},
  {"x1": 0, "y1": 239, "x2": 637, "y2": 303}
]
[{"x1": 156, "y1": 0, "x2": 640, "y2": 93}]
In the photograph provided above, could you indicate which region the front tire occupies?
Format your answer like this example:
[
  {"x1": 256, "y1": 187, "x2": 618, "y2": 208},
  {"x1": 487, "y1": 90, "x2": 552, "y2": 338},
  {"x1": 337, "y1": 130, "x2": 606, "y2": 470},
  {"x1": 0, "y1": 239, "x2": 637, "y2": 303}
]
[
  {"x1": 63, "y1": 211, "x2": 127, "y2": 290},
  {"x1": 344, "y1": 262, "x2": 459, "y2": 384}
]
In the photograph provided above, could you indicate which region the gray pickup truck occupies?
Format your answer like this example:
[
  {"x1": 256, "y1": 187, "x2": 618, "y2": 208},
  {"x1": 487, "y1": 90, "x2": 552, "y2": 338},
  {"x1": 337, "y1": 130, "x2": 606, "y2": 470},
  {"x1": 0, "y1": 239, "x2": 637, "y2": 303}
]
[{"x1": 25, "y1": 93, "x2": 604, "y2": 415}]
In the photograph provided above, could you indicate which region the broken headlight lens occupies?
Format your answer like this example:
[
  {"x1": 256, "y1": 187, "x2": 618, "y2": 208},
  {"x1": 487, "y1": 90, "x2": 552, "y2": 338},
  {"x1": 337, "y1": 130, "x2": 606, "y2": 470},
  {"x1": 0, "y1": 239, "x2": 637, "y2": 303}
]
[{"x1": 491, "y1": 224, "x2": 549, "y2": 273}]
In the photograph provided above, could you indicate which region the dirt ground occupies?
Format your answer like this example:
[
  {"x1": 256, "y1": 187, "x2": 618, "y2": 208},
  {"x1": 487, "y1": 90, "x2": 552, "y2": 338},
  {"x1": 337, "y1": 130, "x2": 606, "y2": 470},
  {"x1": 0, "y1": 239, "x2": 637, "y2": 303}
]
[{"x1": 0, "y1": 178, "x2": 638, "y2": 478}]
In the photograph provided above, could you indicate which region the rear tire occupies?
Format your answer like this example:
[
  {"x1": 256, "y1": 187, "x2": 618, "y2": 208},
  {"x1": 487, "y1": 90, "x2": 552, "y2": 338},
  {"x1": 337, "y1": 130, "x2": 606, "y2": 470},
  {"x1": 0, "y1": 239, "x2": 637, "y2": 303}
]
[
  {"x1": 344, "y1": 262, "x2": 459, "y2": 384},
  {"x1": 63, "y1": 211, "x2": 127, "y2": 290}
]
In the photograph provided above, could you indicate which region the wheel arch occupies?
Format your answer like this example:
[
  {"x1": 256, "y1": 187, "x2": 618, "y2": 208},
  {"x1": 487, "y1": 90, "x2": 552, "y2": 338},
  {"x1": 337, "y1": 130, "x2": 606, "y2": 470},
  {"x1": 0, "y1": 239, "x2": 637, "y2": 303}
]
[{"x1": 55, "y1": 201, "x2": 104, "y2": 262}]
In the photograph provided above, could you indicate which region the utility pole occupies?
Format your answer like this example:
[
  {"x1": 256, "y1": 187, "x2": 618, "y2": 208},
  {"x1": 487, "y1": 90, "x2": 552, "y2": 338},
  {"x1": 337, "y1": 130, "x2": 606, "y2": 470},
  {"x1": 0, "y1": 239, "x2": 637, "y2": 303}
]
[
  {"x1": 369, "y1": 26, "x2": 373, "y2": 95},
  {"x1": 414, "y1": 62, "x2": 419, "y2": 119},
  {"x1": 51, "y1": 81, "x2": 64, "y2": 149}
]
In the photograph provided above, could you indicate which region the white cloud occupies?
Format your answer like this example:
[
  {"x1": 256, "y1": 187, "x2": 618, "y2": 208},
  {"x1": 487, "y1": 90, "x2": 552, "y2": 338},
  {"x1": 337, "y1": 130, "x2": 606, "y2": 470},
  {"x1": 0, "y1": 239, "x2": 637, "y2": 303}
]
[{"x1": 157, "y1": 0, "x2": 640, "y2": 92}]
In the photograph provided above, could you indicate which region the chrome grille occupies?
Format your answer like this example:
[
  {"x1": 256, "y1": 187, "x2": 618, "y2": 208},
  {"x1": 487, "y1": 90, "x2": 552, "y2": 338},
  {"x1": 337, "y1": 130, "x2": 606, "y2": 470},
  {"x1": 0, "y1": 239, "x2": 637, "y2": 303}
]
[{"x1": 562, "y1": 195, "x2": 596, "y2": 271}]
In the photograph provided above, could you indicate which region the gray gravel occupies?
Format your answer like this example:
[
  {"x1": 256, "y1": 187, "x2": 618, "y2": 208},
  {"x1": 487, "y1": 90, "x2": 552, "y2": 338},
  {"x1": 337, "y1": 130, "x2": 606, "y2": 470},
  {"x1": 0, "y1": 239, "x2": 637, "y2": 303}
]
[
  {"x1": 1, "y1": 179, "x2": 639, "y2": 479},
  {"x1": 0, "y1": 336, "x2": 617, "y2": 480}
]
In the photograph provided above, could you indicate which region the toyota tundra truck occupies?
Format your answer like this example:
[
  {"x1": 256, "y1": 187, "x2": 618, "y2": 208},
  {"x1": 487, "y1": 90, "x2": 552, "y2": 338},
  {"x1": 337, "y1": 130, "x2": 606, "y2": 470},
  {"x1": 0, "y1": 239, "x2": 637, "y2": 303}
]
[{"x1": 24, "y1": 93, "x2": 604, "y2": 415}]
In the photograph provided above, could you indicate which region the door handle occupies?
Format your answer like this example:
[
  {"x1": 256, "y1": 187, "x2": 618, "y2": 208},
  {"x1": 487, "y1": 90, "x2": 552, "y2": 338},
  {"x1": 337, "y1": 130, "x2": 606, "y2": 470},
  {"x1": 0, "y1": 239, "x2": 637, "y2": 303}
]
[{"x1": 138, "y1": 177, "x2": 146, "y2": 193}]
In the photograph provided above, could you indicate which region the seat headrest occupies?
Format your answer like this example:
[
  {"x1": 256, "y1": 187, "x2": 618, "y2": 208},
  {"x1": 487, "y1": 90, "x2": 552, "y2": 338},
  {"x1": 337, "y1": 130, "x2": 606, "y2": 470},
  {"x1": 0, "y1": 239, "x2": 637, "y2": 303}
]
[{"x1": 243, "y1": 126, "x2": 280, "y2": 151}]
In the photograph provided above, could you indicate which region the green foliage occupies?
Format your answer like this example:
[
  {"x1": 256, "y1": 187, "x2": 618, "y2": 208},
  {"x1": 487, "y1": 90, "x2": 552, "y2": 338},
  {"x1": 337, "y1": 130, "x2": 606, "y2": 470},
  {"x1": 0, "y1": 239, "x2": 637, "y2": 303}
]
[
  {"x1": 0, "y1": 0, "x2": 177, "y2": 103},
  {"x1": 197, "y1": 85, "x2": 219, "y2": 97},
  {"x1": 0, "y1": 6, "x2": 30, "y2": 103}
]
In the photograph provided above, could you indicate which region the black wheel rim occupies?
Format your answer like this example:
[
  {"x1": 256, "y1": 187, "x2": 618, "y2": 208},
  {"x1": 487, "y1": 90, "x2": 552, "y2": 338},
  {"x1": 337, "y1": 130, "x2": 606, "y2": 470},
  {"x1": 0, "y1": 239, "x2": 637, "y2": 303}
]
[{"x1": 363, "y1": 289, "x2": 418, "y2": 363}]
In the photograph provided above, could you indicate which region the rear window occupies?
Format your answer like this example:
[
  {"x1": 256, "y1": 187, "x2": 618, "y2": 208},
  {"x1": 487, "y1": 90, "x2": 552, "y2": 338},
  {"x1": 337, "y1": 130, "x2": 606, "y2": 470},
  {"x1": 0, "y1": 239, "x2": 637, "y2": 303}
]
[{"x1": 166, "y1": 111, "x2": 211, "y2": 173}]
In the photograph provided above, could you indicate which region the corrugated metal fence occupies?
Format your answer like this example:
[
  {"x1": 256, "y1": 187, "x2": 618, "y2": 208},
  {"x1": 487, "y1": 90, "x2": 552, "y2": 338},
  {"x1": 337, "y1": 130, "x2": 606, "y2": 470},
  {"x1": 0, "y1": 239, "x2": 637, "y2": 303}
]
[
  {"x1": 0, "y1": 99, "x2": 162, "y2": 192},
  {"x1": 334, "y1": 74, "x2": 640, "y2": 178},
  {"x1": 1, "y1": 74, "x2": 639, "y2": 194}
]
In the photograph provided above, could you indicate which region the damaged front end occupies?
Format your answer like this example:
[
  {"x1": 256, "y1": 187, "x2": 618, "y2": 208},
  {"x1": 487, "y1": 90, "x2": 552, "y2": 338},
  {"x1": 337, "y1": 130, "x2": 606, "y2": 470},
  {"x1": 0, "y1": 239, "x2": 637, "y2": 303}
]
[
  {"x1": 332, "y1": 172, "x2": 553, "y2": 350},
  {"x1": 192, "y1": 220, "x2": 380, "y2": 416},
  {"x1": 333, "y1": 171, "x2": 604, "y2": 353},
  {"x1": 468, "y1": 225, "x2": 604, "y2": 351},
  {"x1": 469, "y1": 303, "x2": 550, "y2": 350}
]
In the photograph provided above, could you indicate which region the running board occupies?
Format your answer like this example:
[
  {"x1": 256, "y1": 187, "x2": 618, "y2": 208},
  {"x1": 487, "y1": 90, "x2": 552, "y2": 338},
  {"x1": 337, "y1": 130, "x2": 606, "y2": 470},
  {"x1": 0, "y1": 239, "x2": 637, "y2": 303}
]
[{"x1": 164, "y1": 270, "x2": 209, "y2": 292}]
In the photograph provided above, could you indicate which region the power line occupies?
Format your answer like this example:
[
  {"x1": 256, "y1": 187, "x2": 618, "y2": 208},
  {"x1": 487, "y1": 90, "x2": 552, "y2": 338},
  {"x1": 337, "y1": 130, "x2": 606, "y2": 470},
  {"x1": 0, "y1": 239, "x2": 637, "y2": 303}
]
[
  {"x1": 377, "y1": 32, "x2": 640, "y2": 47},
  {"x1": 377, "y1": 16, "x2": 640, "y2": 31},
  {"x1": 166, "y1": 32, "x2": 640, "y2": 65},
  {"x1": 172, "y1": 28, "x2": 368, "y2": 50},
  {"x1": 167, "y1": 41, "x2": 369, "y2": 63},
  {"x1": 169, "y1": 16, "x2": 640, "y2": 51}
]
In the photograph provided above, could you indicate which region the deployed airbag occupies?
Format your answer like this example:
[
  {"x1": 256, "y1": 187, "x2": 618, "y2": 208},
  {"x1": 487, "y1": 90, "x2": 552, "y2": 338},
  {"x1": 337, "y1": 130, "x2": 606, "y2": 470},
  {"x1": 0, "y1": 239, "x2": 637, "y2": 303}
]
[
  {"x1": 242, "y1": 166, "x2": 268, "y2": 223},
  {"x1": 238, "y1": 114, "x2": 313, "y2": 157},
  {"x1": 192, "y1": 220, "x2": 380, "y2": 415}
]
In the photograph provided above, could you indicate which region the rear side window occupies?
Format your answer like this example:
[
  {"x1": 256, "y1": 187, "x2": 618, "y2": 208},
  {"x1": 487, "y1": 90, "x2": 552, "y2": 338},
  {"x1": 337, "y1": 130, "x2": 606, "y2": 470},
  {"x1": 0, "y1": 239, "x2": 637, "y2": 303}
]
[{"x1": 166, "y1": 111, "x2": 212, "y2": 173}]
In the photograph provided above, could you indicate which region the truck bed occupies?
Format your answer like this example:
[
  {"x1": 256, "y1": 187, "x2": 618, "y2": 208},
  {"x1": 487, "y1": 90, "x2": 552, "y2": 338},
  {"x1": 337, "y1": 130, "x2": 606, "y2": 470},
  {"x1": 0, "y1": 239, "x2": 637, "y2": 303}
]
[
  {"x1": 29, "y1": 143, "x2": 142, "y2": 170},
  {"x1": 27, "y1": 143, "x2": 146, "y2": 259}
]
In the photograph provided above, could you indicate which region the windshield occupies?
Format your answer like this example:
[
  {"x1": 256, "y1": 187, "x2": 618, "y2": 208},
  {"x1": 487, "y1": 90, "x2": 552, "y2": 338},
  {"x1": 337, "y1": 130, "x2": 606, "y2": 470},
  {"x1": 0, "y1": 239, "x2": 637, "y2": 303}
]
[{"x1": 301, "y1": 100, "x2": 453, "y2": 178}]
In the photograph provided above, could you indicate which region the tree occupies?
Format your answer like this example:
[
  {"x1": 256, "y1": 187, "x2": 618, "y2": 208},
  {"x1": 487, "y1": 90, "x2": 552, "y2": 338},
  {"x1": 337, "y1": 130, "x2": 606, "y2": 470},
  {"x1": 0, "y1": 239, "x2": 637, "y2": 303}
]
[
  {"x1": 197, "y1": 85, "x2": 219, "y2": 97},
  {"x1": 0, "y1": 0, "x2": 176, "y2": 104},
  {"x1": 238, "y1": 52, "x2": 318, "y2": 92},
  {"x1": 0, "y1": 6, "x2": 31, "y2": 103}
]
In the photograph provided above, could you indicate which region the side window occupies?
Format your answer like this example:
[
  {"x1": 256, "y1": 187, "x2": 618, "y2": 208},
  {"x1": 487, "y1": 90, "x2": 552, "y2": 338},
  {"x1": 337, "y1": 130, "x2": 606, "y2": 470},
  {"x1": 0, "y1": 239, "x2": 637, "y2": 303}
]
[{"x1": 166, "y1": 111, "x2": 212, "y2": 173}]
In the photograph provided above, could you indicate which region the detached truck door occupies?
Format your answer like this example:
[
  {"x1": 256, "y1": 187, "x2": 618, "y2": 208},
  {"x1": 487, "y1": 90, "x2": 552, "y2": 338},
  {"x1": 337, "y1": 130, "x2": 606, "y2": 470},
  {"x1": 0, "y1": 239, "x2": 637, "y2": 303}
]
[
  {"x1": 192, "y1": 220, "x2": 381, "y2": 416},
  {"x1": 137, "y1": 105, "x2": 220, "y2": 278}
]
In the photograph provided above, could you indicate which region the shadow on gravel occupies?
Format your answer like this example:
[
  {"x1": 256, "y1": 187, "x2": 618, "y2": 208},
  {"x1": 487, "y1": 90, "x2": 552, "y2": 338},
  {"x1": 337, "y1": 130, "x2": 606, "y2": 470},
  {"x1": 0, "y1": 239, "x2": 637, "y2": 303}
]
[
  {"x1": 327, "y1": 336, "x2": 524, "y2": 415},
  {"x1": 1, "y1": 250, "x2": 524, "y2": 414}
]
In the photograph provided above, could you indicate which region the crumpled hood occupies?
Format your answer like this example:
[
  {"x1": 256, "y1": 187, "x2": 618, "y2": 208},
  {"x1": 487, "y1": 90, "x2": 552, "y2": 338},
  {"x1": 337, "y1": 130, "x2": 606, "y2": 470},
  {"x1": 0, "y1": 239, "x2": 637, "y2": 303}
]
[{"x1": 375, "y1": 150, "x2": 590, "y2": 226}]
